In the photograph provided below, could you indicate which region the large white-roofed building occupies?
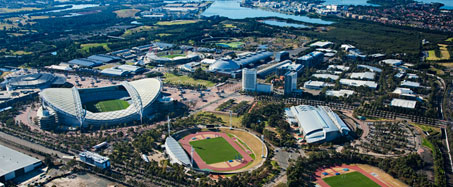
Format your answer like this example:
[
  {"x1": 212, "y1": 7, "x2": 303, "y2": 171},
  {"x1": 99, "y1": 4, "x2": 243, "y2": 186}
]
[
  {"x1": 312, "y1": 74, "x2": 340, "y2": 80},
  {"x1": 326, "y1": 89, "x2": 355, "y2": 97},
  {"x1": 0, "y1": 144, "x2": 42, "y2": 182},
  {"x1": 390, "y1": 98, "x2": 417, "y2": 109},
  {"x1": 39, "y1": 78, "x2": 162, "y2": 128},
  {"x1": 285, "y1": 105, "x2": 350, "y2": 143},
  {"x1": 350, "y1": 72, "x2": 376, "y2": 80},
  {"x1": 339, "y1": 79, "x2": 378, "y2": 89}
]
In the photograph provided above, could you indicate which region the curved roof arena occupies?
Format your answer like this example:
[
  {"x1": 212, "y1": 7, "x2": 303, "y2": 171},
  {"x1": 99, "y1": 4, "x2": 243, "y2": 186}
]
[{"x1": 40, "y1": 78, "x2": 161, "y2": 126}]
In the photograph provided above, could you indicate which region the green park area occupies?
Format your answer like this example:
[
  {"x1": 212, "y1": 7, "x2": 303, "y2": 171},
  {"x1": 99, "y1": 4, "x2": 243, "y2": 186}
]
[
  {"x1": 189, "y1": 137, "x2": 240, "y2": 164},
  {"x1": 114, "y1": 9, "x2": 140, "y2": 18},
  {"x1": 80, "y1": 43, "x2": 110, "y2": 53},
  {"x1": 163, "y1": 73, "x2": 215, "y2": 87},
  {"x1": 323, "y1": 171, "x2": 380, "y2": 187},
  {"x1": 427, "y1": 44, "x2": 451, "y2": 61},
  {"x1": 156, "y1": 20, "x2": 199, "y2": 26},
  {"x1": 122, "y1": 26, "x2": 154, "y2": 36},
  {"x1": 84, "y1": 99, "x2": 130, "y2": 113}
]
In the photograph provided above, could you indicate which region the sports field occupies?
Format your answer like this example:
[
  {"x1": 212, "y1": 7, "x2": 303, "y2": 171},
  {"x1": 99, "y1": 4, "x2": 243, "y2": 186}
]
[
  {"x1": 189, "y1": 137, "x2": 240, "y2": 164},
  {"x1": 323, "y1": 171, "x2": 380, "y2": 187},
  {"x1": 216, "y1": 42, "x2": 245, "y2": 48},
  {"x1": 84, "y1": 99, "x2": 130, "y2": 113}
]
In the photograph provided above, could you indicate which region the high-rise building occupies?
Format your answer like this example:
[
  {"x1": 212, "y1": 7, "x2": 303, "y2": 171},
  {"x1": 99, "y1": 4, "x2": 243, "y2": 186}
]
[
  {"x1": 242, "y1": 68, "x2": 257, "y2": 92},
  {"x1": 284, "y1": 71, "x2": 297, "y2": 95}
]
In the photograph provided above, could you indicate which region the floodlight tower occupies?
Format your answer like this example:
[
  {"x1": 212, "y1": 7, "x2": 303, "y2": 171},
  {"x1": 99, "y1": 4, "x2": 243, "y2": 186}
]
[{"x1": 229, "y1": 110, "x2": 233, "y2": 129}]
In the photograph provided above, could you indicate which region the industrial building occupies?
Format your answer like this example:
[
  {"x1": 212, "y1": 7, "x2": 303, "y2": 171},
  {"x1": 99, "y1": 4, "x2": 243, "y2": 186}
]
[
  {"x1": 390, "y1": 98, "x2": 417, "y2": 109},
  {"x1": 1, "y1": 73, "x2": 66, "y2": 90},
  {"x1": 275, "y1": 51, "x2": 290, "y2": 62},
  {"x1": 339, "y1": 79, "x2": 378, "y2": 89},
  {"x1": 285, "y1": 105, "x2": 350, "y2": 143},
  {"x1": 326, "y1": 90, "x2": 355, "y2": 97},
  {"x1": 68, "y1": 58, "x2": 103, "y2": 67},
  {"x1": 79, "y1": 151, "x2": 110, "y2": 169},
  {"x1": 381, "y1": 59, "x2": 403, "y2": 66},
  {"x1": 328, "y1": 65, "x2": 350, "y2": 71},
  {"x1": 312, "y1": 74, "x2": 340, "y2": 80},
  {"x1": 296, "y1": 51, "x2": 324, "y2": 68},
  {"x1": 39, "y1": 78, "x2": 162, "y2": 128},
  {"x1": 350, "y1": 72, "x2": 376, "y2": 80},
  {"x1": 101, "y1": 65, "x2": 145, "y2": 76},
  {"x1": 284, "y1": 71, "x2": 298, "y2": 95},
  {"x1": 210, "y1": 51, "x2": 273, "y2": 75},
  {"x1": 357, "y1": 65, "x2": 382, "y2": 73},
  {"x1": 0, "y1": 144, "x2": 42, "y2": 182},
  {"x1": 400, "y1": 80, "x2": 421, "y2": 88},
  {"x1": 309, "y1": 41, "x2": 333, "y2": 48},
  {"x1": 87, "y1": 54, "x2": 120, "y2": 64},
  {"x1": 303, "y1": 80, "x2": 333, "y2": 90}
]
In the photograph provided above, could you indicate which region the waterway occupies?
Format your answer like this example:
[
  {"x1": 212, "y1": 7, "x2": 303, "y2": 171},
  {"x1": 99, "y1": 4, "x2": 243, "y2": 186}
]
[
  {"x1": 201, "y1": 0, "x2": 333, "y2": 25},
  {"x1": 261, "y1": 20, "x2": 309, "y2": 28}
]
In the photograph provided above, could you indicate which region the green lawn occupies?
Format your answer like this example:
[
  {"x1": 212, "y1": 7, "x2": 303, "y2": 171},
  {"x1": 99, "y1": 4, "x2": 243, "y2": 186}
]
[
  {"x1": 323, "y1": 171, "x2": 380, "y2": 187},
  {"x1": 84, "y1": 99, "x2": 130, "y2": 113},
  {"x1": 156, "y1": 20, "x2": 199, "y2": 26},
  {"x1": 189, "y1": 137, "x2": 240, "y2": 164},
  {"x1": 160, "y1": 54, "x2": 185, "y2": 58},
  {"x1": 422, "y1": 138, "x2": 435, "y2": 151},
  {"x1": 163, "y1": 73, "x2": 215, "y2": 87},
  {"x1": 80, "y1": 43, "x2": 110, "y2": 53}
]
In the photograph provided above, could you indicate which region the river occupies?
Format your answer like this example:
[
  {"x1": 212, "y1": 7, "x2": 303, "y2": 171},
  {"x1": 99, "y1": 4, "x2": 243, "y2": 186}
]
[{"x1": 201, "y1": 0, "x2": 333, "y2": 25}]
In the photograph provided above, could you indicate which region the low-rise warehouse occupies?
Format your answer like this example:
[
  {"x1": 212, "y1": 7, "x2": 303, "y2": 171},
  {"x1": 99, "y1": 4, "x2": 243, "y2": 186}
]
[{"x1": 0, "y1": 145, "x2": 42, "y2": 182}]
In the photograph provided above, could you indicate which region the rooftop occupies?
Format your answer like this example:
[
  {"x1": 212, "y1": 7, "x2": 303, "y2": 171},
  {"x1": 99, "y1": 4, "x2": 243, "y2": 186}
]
[
  {"x1": 79, "y1": 151, "x2": 109, "y2": 163},
  {"x1": 340, "y1": 79, "x2": 378, "y2": 89},
  {"x1": 350, "y1": 72, "x2": 376, "y2": 80},
  {"x1": 390, "y1": 98, "x2": 417, "y2": 109},
  {"x1": 0, "y1": 144, "x2": 41, "y2": 177},
  {"x1": 312, "y1": 73, "x2": 339, "y2": 80},
  {"x1": 357, "y1": 65, "x2": 382, "y2": 73}
]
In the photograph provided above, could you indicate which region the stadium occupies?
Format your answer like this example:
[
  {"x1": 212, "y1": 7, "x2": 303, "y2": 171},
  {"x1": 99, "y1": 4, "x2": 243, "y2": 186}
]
[
  {"x1": 1, "y1": 73, "x2": 66, "y2": 90},
  {"x1": 165, "y1": 127, "x2": 267, "y2": 174},
  {"x1": 39, "y1": 78, "x2": 161, "y2": 128}
]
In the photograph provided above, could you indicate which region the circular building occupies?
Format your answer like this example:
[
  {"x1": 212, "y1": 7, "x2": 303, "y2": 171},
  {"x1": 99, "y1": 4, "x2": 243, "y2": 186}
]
[
  {"x1": 3, "y1": 73, "x2": 66, "y2": 90},
  {"x1": 40, "y1": 78, "x2": 161, "y2": 128},
  {"x1": 208, "y1": 59, "x2": 240, "y2": 72}
]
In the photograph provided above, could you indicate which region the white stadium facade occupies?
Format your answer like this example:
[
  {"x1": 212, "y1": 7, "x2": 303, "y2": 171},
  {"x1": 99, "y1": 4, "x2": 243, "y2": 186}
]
[{"x1": 39, "y1": 78, "x2": 162, "y2": 128}]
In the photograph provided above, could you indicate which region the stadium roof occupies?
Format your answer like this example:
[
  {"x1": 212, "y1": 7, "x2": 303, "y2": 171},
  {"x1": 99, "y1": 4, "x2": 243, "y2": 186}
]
[
  {"x1": 165, "y1": 136, "x2": 191, "y2": 166},
  {"x1": 0, "y1": 144, "x2": 41, "y2": 177},
  {"x1": 391, "y1": 98, "x2": 417, "y2": 109},
  {"x1": 340, "y1": 79, "x2": 377, "y2": 89},
  {"x1": 350, "y1": 72, "x2": 375, "y2": 80},
  {"x1": 40, "y1": 78, "x2": 161, "y2": 124},
  {"x1": 3, "y1": 73, "x2": 65, "y2": 89}
]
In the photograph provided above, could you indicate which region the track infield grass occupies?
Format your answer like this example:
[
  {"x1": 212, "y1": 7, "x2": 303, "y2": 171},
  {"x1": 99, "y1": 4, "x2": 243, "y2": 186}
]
[
  {"x1": 189, "y1": 137, "x2": 240, "y2": 164},
  {"x1": 84, "y1": 99, "x2": 130, "y2": 113},
  {"x1": 323, "y1": 171, "x2": 380, "y2": 187}
]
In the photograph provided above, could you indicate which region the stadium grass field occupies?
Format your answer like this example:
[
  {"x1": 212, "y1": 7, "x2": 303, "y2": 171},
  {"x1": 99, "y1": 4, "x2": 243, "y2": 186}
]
[
  {"x1": 323, "y1": 171, "x2": 380, "y2": 187},
  {"x1": 84, "y1": 99, "x2": 130, "y2": 112},
  {"x1": 189, "y1": 137, "x2": 240, "y2": 164}
]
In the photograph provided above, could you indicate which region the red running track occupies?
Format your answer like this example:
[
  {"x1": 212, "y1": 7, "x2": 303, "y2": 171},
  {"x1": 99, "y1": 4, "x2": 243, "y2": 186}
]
[
  {"x1": 315, "y1": 164, "x2": 390, "y2": 187},
  {"x1": 179, "y1": 131, "x2": 253, "y2": 171}
]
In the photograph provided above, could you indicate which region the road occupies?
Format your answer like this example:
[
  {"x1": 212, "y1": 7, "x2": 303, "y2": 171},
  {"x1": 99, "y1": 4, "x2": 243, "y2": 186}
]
[{"x1": 0, "y1": 131, "x2": 70, "y2": 158}]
